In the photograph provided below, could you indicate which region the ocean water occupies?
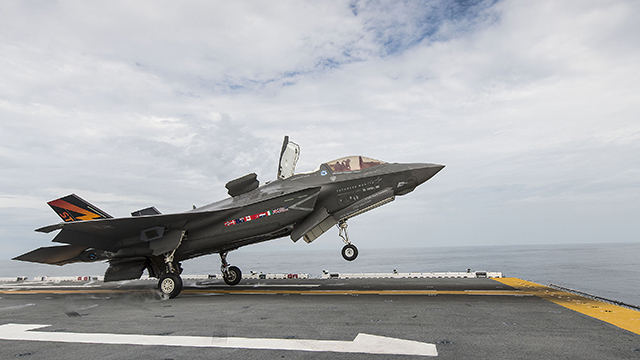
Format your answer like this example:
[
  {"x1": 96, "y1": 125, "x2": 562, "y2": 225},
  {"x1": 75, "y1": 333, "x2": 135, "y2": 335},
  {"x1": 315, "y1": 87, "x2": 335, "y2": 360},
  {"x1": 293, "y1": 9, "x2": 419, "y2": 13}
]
[{"x1": 2, "y1": 242, "x2": 639, "y2": 306}]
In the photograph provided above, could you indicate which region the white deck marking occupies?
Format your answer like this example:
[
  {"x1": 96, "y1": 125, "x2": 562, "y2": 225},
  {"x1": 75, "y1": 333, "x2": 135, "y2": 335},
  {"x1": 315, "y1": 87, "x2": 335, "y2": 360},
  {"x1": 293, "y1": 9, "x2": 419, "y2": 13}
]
[
  {"x1": 0, "y1": 323, "x2": 437, "y2": 356},
  {"x1": 0, "y1": 304, "x2": 36, "y2": 311}
]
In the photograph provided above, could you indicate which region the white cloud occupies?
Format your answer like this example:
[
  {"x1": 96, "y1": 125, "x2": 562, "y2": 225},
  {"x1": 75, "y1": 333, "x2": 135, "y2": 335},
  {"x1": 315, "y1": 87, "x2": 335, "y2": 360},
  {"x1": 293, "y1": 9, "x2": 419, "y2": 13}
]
[{"x1": 1, "y1": 0, "x2": 639, "y2": 262}]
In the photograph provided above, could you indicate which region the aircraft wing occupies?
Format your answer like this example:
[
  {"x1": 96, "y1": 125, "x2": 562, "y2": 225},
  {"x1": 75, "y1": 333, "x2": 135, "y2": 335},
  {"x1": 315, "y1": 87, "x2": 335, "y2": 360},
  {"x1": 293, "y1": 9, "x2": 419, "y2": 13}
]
[
  {"x1": 18, "y1": 186, "x2": 322, "y2": 267},
  {"x1": 15, "y1": 210, "x2": 234, "y2": 266},
  {"x1": 42, "y1": 209, "x2": 234, "y2": 252},
  {"x1": 15, "y1": 207, "x2": 241, "y2": 267}
]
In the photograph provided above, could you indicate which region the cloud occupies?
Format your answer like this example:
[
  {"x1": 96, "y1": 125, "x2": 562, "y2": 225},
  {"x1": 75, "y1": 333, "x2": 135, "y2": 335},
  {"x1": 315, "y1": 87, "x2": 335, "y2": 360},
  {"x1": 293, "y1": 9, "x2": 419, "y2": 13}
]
[{"x1": 1, "y1": 0, "x2": 639, "y2": 263}]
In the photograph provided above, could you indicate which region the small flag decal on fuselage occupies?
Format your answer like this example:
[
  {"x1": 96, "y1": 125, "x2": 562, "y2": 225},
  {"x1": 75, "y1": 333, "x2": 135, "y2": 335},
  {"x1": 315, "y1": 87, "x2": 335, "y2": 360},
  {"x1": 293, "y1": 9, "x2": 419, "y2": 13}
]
[{"x1": 224, "y1": 207, "x2": 288, "y2": 227}]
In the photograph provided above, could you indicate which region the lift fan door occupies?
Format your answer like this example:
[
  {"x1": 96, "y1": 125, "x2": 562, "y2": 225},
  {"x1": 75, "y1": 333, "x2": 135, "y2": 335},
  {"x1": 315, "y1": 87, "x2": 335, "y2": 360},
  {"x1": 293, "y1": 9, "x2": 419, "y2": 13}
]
[{"x1": 278, "y1": 135, "x2": 300, "y2": 180}]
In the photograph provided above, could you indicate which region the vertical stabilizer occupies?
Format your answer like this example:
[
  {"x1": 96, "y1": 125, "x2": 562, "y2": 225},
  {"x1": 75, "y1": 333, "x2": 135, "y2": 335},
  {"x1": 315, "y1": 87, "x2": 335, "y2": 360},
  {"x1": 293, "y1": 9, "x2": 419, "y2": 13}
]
[{"x1": 47, "y1": 194, "x2": 112, "y2": 222}]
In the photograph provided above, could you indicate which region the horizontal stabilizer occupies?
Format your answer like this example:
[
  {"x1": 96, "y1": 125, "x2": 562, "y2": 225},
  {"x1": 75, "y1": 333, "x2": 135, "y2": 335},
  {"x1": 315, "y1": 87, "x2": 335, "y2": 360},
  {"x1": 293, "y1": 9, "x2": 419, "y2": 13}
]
[
  {"x1": 48, "y1": 194, "x2": 112, "y2": 222},
  {"x1": 35, "y1": 223, "x2": 64, "y2": 233},
  {"x1": 13, "y1": 245, "x2": 88, "y2": 266}
]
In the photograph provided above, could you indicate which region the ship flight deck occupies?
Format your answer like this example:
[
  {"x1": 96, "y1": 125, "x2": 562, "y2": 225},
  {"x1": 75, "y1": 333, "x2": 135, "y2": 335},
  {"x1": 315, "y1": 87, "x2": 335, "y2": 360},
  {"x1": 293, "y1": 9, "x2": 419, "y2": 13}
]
[{"x1": 1, "y1": 272, "x2": 639, "y2": 359}]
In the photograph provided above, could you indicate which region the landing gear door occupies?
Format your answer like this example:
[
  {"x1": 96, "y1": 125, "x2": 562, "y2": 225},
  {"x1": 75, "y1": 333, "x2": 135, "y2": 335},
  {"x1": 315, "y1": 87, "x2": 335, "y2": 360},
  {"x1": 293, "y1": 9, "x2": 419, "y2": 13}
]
[{"x1": 277, "y1": 135, "x2": 300, "y2": 180}]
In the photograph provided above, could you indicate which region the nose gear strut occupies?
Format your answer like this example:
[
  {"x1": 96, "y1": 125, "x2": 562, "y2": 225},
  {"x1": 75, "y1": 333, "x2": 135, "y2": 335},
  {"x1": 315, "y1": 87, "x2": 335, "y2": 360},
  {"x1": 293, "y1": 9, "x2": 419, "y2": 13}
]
[{"x1": 337, "y1": 220, "x2": 358, "y2": 261}]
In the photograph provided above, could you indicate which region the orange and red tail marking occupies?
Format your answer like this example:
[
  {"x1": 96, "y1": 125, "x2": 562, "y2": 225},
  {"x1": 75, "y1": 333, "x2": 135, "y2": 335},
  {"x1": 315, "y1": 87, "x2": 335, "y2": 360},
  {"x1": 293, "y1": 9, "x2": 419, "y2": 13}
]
[{"x1": 47, "y1": 194, "x2": 112, "y2": 222}]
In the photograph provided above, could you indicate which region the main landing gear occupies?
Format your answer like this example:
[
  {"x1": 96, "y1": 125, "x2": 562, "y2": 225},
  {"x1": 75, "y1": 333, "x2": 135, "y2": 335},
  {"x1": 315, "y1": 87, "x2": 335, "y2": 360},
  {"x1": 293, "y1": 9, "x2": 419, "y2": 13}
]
[
  {"x1": 156, "y1": 231, "x2": 187, "y2": 299},
  {"x1": 220, "y1": 252, "x2": 242, "y2": 286},
  {"x1": 338, "y1": 220, "x2": 358, "y2": 261},
  {"x1": 158, "y1": 249, "x2": 184, "y2": 299}
]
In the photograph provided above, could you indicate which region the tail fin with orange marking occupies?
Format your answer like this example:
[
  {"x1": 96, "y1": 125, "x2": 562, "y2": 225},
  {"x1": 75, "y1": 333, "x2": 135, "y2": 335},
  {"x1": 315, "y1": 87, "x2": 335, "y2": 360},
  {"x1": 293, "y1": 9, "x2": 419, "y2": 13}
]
[{"x1": 47, "y1": 194, "x2": 112, "y2": 222}]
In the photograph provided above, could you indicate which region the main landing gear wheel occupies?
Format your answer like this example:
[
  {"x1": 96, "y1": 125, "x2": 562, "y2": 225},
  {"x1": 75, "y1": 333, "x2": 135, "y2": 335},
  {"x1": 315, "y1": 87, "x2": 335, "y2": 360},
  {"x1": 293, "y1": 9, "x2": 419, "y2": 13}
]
[
  {"x1": 158, "y1": 273, "x2": 183, "y2": 299},
  {"x1": 220, "y1": 252, "x2": 242, "y2": 286},
  {"x1": 341, "y1": 244, "x2": 358, "y2": 261},
  {"x1": 223, "y1": 265, "x2": 242, "y2": 286}
]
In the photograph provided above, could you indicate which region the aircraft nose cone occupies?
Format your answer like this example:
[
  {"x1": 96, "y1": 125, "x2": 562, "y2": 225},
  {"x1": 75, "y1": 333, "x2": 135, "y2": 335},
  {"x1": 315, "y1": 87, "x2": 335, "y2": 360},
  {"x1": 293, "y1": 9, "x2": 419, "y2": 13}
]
[
  {"x1": 395, "y1": 163, "x2": 444, "y2": 196},
  {"x1": 411, "y1": 163, "x2": 445, "y2": 186}
]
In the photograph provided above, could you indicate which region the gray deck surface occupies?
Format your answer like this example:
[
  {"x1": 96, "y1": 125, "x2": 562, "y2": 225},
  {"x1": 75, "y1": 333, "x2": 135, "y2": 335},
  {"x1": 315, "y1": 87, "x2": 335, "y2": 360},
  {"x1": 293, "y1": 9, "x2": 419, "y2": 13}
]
[{"x1": 1, "y1": 277, "x2": 639, "y2": 359}]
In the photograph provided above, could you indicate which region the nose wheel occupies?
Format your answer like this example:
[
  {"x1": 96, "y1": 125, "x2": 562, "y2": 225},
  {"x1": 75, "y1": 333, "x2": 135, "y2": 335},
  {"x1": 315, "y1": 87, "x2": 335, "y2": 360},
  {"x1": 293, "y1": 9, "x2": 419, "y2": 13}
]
[
  {"x1": 220, "y1": 252, "x2": 242, "y2": 286},
  {"x1": 338, "y1": 220, "x2": 358, "y2": 261},
  {"x1": 341, "y1": 244, "x2": 358, "y2": 261}
]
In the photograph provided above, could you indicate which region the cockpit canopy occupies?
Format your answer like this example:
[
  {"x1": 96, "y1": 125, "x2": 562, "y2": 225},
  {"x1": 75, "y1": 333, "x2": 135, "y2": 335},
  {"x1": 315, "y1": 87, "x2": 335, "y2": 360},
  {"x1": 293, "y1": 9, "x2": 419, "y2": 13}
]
[{"x1": 324, "y1": 156, "x2": 386, "y2": 173}]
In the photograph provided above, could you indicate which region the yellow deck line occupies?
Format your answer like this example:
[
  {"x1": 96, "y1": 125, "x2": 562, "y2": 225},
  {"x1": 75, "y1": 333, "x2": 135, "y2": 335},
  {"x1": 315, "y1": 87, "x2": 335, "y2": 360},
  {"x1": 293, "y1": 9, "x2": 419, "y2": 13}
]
[
  {"x1": 183, "y1": 289, "x2": 530, "y2": 296},
  {"x1": 494, "y1": 278, "x2": 640, "y2": 335},
  {"x1": 0, "y1": 288, "x2": 528, "y2": 296}
]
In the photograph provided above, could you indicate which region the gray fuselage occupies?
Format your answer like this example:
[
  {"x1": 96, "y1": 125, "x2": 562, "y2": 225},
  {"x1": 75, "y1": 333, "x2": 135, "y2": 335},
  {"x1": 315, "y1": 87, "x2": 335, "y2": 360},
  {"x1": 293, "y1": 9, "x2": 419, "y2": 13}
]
[{"x1": 175, "y1": 162, "x2": 443, "y2": 261}]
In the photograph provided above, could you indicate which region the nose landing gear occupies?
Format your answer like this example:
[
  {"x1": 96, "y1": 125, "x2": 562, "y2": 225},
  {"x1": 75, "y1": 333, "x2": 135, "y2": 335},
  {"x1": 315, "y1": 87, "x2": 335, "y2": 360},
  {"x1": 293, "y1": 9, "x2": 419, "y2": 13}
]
[{"x1": 338, "y1": 220, "x2": 358, "y2": 261}]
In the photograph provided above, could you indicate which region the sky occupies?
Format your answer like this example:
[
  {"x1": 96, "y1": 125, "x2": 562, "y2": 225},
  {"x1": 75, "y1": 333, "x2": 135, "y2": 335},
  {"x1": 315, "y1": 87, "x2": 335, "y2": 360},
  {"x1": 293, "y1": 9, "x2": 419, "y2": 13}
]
[{"x1": 1, "y1": 0, "x2": 639, "y2": 263}]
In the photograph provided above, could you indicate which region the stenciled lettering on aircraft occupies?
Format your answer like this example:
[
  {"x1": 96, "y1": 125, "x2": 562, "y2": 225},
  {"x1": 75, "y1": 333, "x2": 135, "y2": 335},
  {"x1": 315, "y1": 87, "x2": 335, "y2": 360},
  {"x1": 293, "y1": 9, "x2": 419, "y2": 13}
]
[{"x1": 224, "y1": 207, "x2": 289, "y2": 227}]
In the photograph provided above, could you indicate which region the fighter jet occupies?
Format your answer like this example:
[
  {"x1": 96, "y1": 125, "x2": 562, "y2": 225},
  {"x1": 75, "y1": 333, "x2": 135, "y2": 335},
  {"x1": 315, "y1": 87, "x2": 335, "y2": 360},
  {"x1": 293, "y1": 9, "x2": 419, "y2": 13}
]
[{"x1": 14, "y1": 136, "x2": 444, "y2": 298}]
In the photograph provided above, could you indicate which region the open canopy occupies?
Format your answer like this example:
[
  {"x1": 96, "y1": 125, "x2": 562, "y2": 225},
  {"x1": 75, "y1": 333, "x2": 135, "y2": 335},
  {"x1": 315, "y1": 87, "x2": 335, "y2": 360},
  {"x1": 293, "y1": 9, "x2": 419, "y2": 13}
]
[{"x1": 324, "y1": 156, "x2": 386, "y2": 173}]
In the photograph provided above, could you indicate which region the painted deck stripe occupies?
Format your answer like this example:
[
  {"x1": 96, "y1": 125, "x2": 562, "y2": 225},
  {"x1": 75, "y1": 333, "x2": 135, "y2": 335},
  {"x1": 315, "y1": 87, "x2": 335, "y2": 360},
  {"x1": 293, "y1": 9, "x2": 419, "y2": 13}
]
[
  {"x1": 494, "y1": 278, "x2": 640, "y2": 335},
  {"x1": 0, "y1": 288, "x2": 531, "y2": 296},
  {"x1": 0, "y1": 324, "x2": 438, "y2": 356},
  {"x1": 184, "y1": 289, "x2": 532, "y2": 296},
  {"x1": 0, "y1": 289, "x2": 143, "y2": 295}
]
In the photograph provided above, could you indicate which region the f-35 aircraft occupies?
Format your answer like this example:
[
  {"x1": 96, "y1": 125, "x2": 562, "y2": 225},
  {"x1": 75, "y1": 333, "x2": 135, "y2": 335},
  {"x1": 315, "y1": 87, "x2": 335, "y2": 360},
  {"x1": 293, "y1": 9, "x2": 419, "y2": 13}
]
[{"x1": 15, "y1": 137, "x2": 444, "y2": 298}]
